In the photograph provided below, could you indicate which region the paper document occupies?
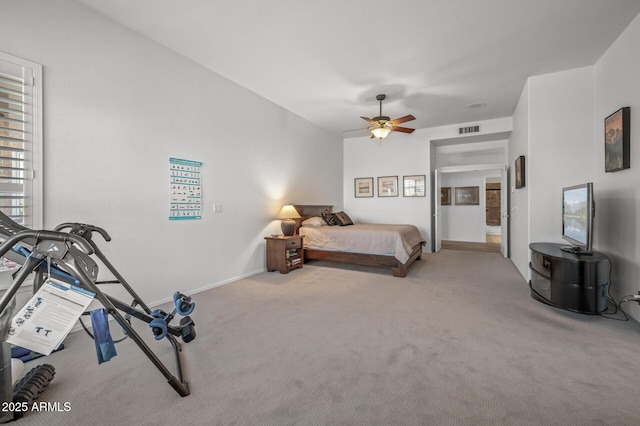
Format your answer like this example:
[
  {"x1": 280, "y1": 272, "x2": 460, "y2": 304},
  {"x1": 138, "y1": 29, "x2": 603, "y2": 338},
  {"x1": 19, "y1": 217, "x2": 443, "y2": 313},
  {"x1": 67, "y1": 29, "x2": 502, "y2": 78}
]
[{"x1": 7, "y1": 278, "x2": 95, "y2": 356}]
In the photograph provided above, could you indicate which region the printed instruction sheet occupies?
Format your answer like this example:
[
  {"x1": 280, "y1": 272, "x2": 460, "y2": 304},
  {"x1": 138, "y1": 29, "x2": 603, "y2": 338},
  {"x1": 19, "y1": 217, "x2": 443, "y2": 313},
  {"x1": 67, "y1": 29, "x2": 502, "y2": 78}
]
[{"x1": 7, "y1": 278, "x2": 95, "y2": 356}]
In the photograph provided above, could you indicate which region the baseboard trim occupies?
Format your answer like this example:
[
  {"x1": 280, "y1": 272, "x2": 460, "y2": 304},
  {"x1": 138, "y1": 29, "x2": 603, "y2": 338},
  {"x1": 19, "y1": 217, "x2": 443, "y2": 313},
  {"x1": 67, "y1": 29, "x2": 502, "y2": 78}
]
[
  {"x1": 442, "y1": 240, "x2": 501, "y2": 253},
  {"x1": 70, "y1": 268, "x2": 266, "y2": 334}
]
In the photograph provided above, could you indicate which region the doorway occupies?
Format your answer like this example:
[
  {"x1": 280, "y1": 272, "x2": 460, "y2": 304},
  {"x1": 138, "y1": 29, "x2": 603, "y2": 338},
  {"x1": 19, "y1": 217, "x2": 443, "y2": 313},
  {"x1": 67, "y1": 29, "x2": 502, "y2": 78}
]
[
  {"x1": 433, "y1": 165, "x2": 508, "y2": 256},
  {"x1": 486, "y1": 182, "x2": 501, "y2": 226},
  {"x1": 430, "y1": 132, "x2": 511, "y2": 257},
  {"x1": 485, "y1": 180, "x2": 501, "y2": 250}
]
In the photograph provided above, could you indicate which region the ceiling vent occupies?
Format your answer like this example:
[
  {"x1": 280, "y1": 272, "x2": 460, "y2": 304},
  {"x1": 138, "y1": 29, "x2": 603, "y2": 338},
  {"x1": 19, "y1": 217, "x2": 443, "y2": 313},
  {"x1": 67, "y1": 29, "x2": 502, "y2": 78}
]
[{"x1": 459, "y1": 125, "x2": 480, "y2": 134}]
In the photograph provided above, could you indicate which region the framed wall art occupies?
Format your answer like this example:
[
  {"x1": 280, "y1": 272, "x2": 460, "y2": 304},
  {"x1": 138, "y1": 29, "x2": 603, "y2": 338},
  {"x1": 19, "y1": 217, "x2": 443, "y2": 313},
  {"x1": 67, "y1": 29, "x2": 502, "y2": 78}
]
[
  {"x1": 515, "y1": 155, "x2": 525, "y2": 189},
  {"x1": 354, "y1": 177, "x2": 374, "y2": 198},
  {"x1": 605, "y1": 106, "x2": 630, "y2": 172},
  {"x1": 441, "y1": 187, "x2": 451, "y2": 205},
  {"x1": 455, "y1": 186, "x2": 479, "y2": 205},
  {"x1": 377, "y1": 176, "x2": 398, "y2": 197},
  {"x1": 403, "y1": 175, "x2": 426, "y2": 197}
]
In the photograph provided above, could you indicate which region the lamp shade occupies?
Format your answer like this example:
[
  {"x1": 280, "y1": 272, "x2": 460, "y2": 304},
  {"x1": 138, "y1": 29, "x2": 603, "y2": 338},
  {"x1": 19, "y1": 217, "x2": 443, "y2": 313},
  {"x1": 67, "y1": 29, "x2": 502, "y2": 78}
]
[
  {"x1": 371, "y1": 127, "x2": 391, "y2": 139},
  {"x1": 277, "y1": 205, "x2": 300, "y2": 236},
  {"x1": 277, "y1": 205, "x2": 301, "y2": 220}
]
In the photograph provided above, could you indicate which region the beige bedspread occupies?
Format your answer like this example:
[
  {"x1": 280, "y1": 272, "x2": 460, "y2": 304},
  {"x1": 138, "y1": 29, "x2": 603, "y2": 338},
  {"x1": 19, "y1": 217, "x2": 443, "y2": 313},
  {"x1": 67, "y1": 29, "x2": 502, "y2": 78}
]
[{"x1": 299, "y1": 223, "x2": 425, "y2": 264}]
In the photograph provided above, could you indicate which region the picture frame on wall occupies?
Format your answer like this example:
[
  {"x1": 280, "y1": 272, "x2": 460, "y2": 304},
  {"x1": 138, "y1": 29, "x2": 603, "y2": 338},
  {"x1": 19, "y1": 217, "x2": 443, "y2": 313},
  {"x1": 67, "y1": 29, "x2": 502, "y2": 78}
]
[
  {"x1": 377, "y1": 176, "x2": 398, "y2": 197},
  {"x1": 455, "y1": 186, "x2": 479, "y2": 205},
  {"x1": 354, "y1": 177, "x2": 374, "y2": 198},
  {"x1": 515, "y1": 155, "x2": 525, "y2": 189},
  {"x1": 441, "y1": 187, "x2": 451, "y2": 205},
  {"x1": 605, "y1": 106, "x2": 630, "y2": 172},
  {"x1": 403, "y1": 175, "x2": 426, "y2": 197}
]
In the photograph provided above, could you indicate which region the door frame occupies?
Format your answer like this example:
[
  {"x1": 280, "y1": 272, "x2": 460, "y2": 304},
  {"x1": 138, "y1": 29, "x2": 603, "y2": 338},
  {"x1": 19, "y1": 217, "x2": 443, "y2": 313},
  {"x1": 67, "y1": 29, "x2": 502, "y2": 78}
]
[{"x1": 432, "y1": 163, "x2": 508, "y2": 257}]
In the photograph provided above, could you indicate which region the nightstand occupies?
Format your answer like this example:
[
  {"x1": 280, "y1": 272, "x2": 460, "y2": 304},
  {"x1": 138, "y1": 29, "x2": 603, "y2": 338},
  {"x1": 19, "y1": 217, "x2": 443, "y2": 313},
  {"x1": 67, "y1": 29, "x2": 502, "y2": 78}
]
[{"x1": 265, "y1": 235, "x2": 304, "y2": 274}]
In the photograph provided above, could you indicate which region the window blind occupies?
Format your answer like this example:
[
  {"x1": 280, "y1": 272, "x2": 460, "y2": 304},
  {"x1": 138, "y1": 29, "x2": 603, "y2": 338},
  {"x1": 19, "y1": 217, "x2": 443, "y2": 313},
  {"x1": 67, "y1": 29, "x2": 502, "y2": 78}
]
[{"x1": 0, "y1": 53, "x2": 42, "y2": 228}]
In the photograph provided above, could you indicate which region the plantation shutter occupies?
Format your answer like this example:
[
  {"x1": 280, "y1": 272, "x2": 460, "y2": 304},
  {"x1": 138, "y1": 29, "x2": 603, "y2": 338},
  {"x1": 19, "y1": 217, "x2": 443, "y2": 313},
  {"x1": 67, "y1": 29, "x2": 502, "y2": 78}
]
[{"x1": 0, "y1": 52, "x2": 42, "y2": 228}]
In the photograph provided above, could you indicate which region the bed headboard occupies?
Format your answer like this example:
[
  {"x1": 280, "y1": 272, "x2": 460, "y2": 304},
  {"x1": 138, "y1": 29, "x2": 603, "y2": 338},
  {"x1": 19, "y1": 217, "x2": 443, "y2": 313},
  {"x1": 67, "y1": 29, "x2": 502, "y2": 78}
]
[
  {"x1": 293, "y1": 205, "x2": 333, "y2": 219},
  {"x1": 292, "y1": 205, "x2": 333, "y2": 231}
]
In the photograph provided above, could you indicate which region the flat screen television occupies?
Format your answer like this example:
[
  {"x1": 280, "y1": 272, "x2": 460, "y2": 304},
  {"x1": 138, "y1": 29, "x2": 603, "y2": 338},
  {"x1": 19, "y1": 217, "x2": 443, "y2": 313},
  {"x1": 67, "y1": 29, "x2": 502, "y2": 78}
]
[{"x1": 561, "y1": 182, "x2": 595, "y2": 254}]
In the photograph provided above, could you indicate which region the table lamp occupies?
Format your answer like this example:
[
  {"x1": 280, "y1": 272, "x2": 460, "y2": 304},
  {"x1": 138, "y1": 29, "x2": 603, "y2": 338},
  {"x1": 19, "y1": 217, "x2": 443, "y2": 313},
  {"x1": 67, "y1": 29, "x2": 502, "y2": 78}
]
[{"x1": 277, "y1": 205, "x2": 301, "y2": 236}]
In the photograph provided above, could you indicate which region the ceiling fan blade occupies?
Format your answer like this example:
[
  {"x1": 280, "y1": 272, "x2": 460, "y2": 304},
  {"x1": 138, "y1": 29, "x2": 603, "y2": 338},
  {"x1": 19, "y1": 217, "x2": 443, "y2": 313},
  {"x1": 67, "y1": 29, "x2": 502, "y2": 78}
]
[
  {"x1": 389, "y1": 115, "x2": 415, "y2": 126},
  {"x1": 390, "y1": 126, "x2": 415, "y2": 134},
  {"x1": 360, "y1": 116, "x2": 377, "y2": 125},
  {"x1": 343, "y1": 126, "x2": 369, "y2": 132}
]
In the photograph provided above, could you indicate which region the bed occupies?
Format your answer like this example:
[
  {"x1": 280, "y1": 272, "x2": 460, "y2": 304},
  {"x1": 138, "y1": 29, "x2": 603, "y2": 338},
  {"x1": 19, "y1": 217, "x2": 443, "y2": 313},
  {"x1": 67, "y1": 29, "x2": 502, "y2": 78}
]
[{"x1": 293, "y1": 205, "x2": 425, "y2": 277}]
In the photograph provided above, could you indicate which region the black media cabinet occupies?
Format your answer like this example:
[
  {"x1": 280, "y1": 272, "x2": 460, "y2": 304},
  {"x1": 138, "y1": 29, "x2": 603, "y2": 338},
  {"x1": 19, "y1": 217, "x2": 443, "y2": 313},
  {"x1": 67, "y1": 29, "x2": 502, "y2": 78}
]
[{"x1": 529, "y1": 242, "x2": 609, "y2": 314}]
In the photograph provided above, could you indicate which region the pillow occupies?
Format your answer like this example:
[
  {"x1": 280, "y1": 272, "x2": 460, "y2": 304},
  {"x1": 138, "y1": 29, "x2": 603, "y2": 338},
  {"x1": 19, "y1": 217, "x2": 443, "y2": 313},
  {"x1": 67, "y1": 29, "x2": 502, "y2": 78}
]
[
  {"x1": 301, "y1": 216, "x2": 325, "y2": 227},
  {"x1": 332, "y1": 211, "x2": 353, "y2": 226},
  {"x1": 321, "y1": 209, "x2": 337, "y2": 226}
]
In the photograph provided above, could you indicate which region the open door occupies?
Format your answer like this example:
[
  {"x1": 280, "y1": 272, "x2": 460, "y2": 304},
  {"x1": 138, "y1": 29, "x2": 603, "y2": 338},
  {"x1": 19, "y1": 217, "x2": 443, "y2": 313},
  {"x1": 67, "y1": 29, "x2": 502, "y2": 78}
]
[
  {"x1": 500, "y1": 166, "x2": 509, "y2": 258},
  {"x1": 433, "y1": 169, "x2": 442, "y2": 252}
]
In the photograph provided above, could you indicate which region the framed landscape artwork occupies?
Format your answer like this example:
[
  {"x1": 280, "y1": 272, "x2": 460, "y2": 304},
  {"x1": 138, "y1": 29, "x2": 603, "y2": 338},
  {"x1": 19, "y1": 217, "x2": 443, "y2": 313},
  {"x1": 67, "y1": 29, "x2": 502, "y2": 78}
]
[
  {"x1": 403, "y1": 175, "x2": 426, "y2": 197},
  {"x1": 604, "y1": 106, "x2": 630, "y2": 172},
  {"x1": 378, "y1": 176, "x2": 398, "y2": 197},
  {"x1": 441, "y1": 187, "x2": 451, "y2": 205},
  {"x1": 455, "y1": 186, "x2": 479, "y2": 205},
  {"x1": 515, "y1": 155, "x2": 525, "y2": 188},
  {"x1": 354, "y1": 177, "x2": 374, "y2": 198}
]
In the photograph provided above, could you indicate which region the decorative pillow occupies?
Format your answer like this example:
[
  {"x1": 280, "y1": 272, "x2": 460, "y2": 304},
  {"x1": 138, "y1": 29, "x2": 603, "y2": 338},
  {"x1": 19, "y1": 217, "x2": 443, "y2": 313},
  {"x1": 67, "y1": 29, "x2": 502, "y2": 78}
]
[
  {"x1": 332, "y1": 211, "x2": 353, "y2": 226},
  {"x1": 301, "y1": 217, "x2": 325, "y2": 227},
  {"x1": 321, "y1": 209, "x2": 337, "y2": 226}
]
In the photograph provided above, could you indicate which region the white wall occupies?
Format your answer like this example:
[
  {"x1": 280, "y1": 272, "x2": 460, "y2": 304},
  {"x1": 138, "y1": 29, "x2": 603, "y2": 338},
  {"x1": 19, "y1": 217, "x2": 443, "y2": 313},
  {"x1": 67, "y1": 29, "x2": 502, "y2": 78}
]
[
  {"x1": 529, "y1": 66, "x2": 595, "y2": 243},
  {"x1": 343, "y1": 117, "x2": 512, "y2": 251},
  {"x1": 593, "y1": 13, "x2": 640, "y2": 320},
  {"x1": 509, "y1": 81, "x2": 530, "y2": 278},
  {"x1": 509, "y1": 66, "x2": 594, "y2": 278},
  {"x1": 343, "y1": 130, "x2": 430, "y2": 242},
  {"x1": 436, "y1": 140, "x2": 506, "y2": 167},
  {"x1": 0, "y1": 0, "x2": 343, "y2": 303}
]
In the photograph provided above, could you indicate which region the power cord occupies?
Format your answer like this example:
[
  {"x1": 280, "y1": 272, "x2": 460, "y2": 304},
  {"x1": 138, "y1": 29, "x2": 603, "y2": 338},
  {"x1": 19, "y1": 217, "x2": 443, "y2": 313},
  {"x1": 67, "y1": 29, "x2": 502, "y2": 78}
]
[{"x1": 598, "y1": 255, "x2": 637, "y2": 321}]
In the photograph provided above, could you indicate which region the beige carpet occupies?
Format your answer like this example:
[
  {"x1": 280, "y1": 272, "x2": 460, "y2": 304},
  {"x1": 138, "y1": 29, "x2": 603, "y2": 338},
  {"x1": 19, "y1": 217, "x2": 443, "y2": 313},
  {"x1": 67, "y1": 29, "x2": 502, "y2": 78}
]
[{"x1": 13, "y1": 250, "x2": 640, "y2": 425}]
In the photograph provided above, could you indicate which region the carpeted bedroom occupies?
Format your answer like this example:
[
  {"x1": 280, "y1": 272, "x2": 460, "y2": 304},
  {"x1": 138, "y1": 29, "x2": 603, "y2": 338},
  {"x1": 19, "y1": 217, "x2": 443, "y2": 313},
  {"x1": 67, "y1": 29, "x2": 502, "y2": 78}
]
[{"x1": 11, "y1": 249, "x2": 640, "y2": 426}]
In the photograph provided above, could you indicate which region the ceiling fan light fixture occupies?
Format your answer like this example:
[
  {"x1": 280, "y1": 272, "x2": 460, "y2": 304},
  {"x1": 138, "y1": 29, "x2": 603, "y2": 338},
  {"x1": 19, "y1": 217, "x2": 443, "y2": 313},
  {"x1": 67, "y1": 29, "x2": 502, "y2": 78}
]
[
  {"x1": 360, "y1": 94, "x2": 416, "y2": 140},
  {"x1": 371, "y1": 127, "x2": 391, "y2": 139}
]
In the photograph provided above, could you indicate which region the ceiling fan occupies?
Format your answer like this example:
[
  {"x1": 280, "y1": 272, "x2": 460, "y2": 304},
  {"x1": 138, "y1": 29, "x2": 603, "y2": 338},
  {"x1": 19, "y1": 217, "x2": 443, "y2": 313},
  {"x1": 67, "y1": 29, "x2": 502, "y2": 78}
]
[{"x1": 361, "y1": 94, "x2": 416, "y2": 140}]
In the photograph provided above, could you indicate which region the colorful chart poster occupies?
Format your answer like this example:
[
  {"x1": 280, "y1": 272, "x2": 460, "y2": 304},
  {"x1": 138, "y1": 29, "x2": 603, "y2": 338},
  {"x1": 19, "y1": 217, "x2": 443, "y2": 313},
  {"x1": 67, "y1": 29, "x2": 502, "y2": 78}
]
[{"x1": 170, "y1": 157, "x2": 202, "y2": 220}]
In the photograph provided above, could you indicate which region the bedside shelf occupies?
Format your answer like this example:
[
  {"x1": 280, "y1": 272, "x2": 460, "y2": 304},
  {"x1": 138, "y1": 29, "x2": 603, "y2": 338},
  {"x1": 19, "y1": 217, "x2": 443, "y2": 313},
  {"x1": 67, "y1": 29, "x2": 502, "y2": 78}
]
[{"x1": 265, "y1": 235, "x2": 304, "y2": 274}]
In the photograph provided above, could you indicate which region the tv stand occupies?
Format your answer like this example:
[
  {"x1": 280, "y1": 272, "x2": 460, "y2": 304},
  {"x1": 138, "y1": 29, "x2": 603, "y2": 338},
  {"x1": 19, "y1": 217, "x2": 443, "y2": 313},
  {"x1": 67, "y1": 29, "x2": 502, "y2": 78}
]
[{"x1": 529, "y1": 243, "x2": 608, "y2": 314}]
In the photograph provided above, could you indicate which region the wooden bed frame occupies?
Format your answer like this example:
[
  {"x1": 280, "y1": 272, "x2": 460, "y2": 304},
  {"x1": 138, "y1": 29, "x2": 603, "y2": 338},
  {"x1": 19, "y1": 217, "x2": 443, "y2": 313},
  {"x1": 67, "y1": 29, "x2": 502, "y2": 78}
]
[{"x1": 293, "y1": 205, "x2": 425, "y2": 278}]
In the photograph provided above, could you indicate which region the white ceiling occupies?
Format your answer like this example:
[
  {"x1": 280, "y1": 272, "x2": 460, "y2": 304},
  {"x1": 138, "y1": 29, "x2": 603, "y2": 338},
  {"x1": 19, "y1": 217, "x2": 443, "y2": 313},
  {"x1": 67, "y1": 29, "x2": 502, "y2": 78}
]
[{"x1": 77, "y1": 0, "x2": 640, "y2": 138}]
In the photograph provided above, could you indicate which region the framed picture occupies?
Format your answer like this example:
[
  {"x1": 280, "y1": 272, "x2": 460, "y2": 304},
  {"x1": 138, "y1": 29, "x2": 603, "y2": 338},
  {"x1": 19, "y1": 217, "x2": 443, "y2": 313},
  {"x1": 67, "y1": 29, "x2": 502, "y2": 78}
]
[
  {"x1": 455, "y1": 186, "x2": 479, "y2": 205},
  {"x1": 377, "y1": 176, "x2": 398, "y2": 197},
  {"x1": 515, "y1": 155, "x2": 525, "y2": 189},
  {"x1": 354, "y1": 177, "x2": 374, "y2": 198},
  {"x1": 605, "y1": 106, "x2": 630, "y2": 172},
  {"x1": 403, "y1": 175, "x2": 426, "y2": 197},
  {"x1": 441, "y1": 187, "x2": 451, "y2": 205}
]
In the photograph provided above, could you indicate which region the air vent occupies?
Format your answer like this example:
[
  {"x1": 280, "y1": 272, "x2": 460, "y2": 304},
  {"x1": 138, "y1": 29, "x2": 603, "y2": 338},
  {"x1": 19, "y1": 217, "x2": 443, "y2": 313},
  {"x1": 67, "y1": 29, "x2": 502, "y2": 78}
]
[{"x1": 459, "y1": 125, "x2": 480, "y2": 134}]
